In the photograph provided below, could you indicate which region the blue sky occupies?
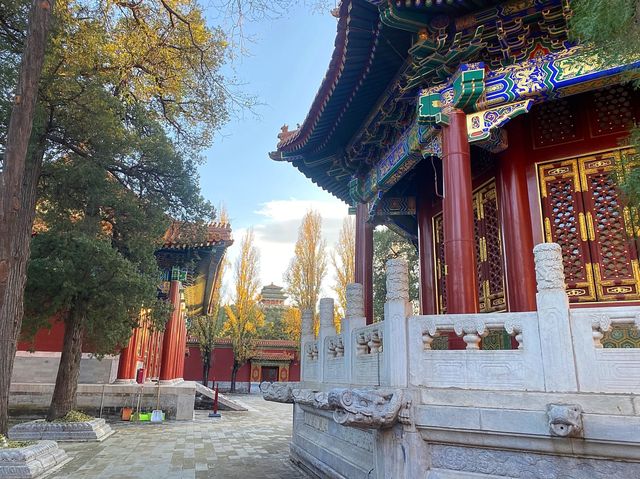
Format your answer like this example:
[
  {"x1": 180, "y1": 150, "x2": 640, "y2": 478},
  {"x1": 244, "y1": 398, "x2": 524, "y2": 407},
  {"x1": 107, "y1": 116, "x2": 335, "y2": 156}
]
[{"x1": 200, "y1": 6, "x2": 349, "y2": 291}]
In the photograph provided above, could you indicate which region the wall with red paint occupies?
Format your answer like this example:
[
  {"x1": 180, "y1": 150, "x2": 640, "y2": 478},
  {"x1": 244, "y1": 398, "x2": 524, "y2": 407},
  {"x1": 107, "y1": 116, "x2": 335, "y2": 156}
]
[{"x1": 183, "y1": 343, "x2": 300, "y2": 385}]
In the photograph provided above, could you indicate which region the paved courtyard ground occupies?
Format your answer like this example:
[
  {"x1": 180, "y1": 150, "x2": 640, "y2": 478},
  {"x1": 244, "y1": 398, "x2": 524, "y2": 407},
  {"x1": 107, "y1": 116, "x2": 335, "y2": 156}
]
[{"x1": 47, "y1": 394, "x2": 308, "y2": 479}]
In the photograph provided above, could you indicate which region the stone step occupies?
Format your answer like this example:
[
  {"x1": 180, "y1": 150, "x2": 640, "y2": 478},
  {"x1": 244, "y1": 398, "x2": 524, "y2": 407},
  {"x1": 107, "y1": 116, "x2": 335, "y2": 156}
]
[{"x1": 193, "y1": 382, "x2": 248, "y2": 411}]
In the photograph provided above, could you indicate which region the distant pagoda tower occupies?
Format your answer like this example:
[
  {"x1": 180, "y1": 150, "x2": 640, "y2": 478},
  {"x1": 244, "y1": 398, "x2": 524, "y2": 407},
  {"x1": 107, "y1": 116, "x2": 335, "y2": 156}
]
[{"x1": 260, "y1": 283, "x2": 287, "y2": 308}]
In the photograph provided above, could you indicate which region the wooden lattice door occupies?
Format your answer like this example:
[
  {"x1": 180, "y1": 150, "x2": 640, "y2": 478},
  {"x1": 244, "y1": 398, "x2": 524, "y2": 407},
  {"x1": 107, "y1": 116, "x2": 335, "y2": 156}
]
[
  {"x1": 433, "y1": 214, "x2": 447, "y2": 314},
  {"x1": 433, "y1": 180, "x2": 507, "y2": 314},
  {"x1": 538, "y1": 149, "x2": 640, "y2": 302},
  {"x1": 475, "y1": 182, "x2": 507, "y2": 313}
]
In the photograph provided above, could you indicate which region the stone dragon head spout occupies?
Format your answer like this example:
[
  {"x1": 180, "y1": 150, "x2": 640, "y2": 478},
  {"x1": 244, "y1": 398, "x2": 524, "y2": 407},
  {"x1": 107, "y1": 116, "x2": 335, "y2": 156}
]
[{"x1": 546, "y1": 403, "x2": 583, "y2": 438}]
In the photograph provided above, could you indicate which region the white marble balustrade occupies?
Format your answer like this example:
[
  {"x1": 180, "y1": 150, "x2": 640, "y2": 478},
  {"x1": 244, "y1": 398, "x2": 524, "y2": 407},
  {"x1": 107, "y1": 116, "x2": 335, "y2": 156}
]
[
  {"x1": 571, "y1": 306, "x2": 640, "y2": 393},
  {"x1": 408, "y1": 312, "x2": 544, "y2": 391}
]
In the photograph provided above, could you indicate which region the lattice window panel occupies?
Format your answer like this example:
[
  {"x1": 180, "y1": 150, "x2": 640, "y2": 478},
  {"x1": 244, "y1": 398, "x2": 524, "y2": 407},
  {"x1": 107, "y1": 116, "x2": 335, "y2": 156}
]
[
  {"x1": 433, "y1": 214, "x2": 447, "y2": 314},
  {"x1": 579, "y1": 152, "x2": 640, "y2": 301},
  {"x1": 473, "y1": 201, "x2": 486, "y2": 312},
  {"x1": 476, "y1": 182, "x2": 508, "y2": 313},
  {"x1": 538, "y1": 149, "x2": 640, "y2": 304},
  {"x1": 539, "y1": 160, "x2": 597, "y2": 301},
  {"x1": 591, "y1": 85, "x2": 636, "y2": 136},
  {"x1": 433, "y1": 182, "x2": 507, "y2": 315},
  {"x1": 532, "y1": 98, "x2": 580, "y2": 148}
]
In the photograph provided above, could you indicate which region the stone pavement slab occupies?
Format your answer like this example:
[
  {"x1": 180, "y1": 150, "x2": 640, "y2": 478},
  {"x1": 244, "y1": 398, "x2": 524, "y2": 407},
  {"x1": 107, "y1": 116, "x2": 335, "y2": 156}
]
[{"x1": 46, "y1": 395, "x2": 308, "y2": 479}]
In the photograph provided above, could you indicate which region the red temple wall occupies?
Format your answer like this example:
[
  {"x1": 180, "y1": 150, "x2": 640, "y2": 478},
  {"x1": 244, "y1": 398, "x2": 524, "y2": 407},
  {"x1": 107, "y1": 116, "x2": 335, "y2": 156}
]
[
  {"x1": 18, "y1": 318, "x2": 66, "y2": 353},
  {"x1": 183, "y1": 345, "x2": 300, "y2": 384},
  {"x1": 19, "y1": 317, "x2": 156, "y2": 361}
]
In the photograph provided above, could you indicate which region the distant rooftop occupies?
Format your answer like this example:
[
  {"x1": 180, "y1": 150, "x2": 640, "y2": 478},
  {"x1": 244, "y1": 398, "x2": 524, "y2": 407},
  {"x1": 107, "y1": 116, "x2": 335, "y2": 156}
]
[{"x1": 261, "y1": 283, "x2": 287, "y2": 302}]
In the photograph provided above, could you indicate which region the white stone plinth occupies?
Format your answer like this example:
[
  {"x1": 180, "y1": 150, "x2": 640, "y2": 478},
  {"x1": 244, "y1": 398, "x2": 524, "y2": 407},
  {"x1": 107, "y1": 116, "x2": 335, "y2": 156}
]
[{"x1": 0, "y1": 441, "x2": 70, "y2": 478}]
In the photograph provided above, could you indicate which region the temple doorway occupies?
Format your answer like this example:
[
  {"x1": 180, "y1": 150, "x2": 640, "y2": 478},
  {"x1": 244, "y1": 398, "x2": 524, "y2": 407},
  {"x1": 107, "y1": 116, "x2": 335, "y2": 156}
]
[{"x1": 261, "y1": 366, "x2": 279, "y2": 383}]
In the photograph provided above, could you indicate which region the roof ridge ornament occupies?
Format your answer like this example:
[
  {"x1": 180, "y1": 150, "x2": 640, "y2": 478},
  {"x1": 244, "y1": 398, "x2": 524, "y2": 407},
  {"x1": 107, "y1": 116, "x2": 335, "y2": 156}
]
[{"x1": 277, "y1": 124, "x2": 300, "y2": 146}]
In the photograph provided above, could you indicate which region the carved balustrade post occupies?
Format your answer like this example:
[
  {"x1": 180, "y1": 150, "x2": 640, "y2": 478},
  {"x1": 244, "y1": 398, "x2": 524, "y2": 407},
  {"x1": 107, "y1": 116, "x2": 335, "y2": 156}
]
[
  {"x1": 384, "y1": 258, "x2": 411, "y2": 388},
  {"x1": 346, "y1": 283, "x2": 365, "y2": 320},
  {"x1": 301, "y1": 308, "x2": 314, "y2": 344},
  {"x1": 533, "y1": 243, "x2": 578, "y2": 392},
  {"x1": 301, "y1": 308, "x2": 315, "y2": 382},
  {"x1": 318, "y1": 298, "x2": 335, "y2": 384},
  {"x1": 345, "y1": 283, "x2": 366, "y2": 385}
]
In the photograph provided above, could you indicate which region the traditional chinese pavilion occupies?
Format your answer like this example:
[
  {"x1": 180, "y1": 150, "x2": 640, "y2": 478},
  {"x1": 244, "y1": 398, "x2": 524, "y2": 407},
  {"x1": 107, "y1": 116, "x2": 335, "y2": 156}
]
[
  {"x1": 114, "y1": 222, "x2": 234, "y2": 383},
  {"x1": 14, "y1": 222, "x2": 234, "y2": 385},
  {"x1": 263, "y1": 3, "x2": 640, "y2": 477},
  {"x1": 271, "y1": 0, "x2": 640, "y2": 335},
  {"x1": 260, "y1": 283, "x2": 288, "y2": 308}
]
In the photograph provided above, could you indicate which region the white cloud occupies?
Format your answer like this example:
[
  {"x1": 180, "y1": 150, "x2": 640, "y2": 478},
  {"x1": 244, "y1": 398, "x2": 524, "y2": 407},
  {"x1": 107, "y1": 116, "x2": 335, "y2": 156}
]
[{"x1": 222, "y1": 197, "x2": 349, "y2": 302}]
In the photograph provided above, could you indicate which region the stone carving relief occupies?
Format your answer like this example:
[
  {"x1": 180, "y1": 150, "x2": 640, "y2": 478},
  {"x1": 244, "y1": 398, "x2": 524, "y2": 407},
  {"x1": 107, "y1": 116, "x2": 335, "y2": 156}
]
[
  {"x1": 259, "y1": 381, "x2": 295, "y2": 403},
  {"x1": 591, "y1": 313, "x2": 640, "y2": 348},
  {"x1": 345, "y1": 283, "x2": 365, "y2": 320},
  {"x1": 385, "y1": 258, "x2": 409, "y2": 301},
  {"x1": 319, "y1": 298, "x2": 335, "y2": 331},
  {"x1": 304, "y1": 342, "x2": 319, "y2": 360},
  {"x1": 292, "y1": 389, "x2": 331, "y2": 410},
  {"x1": 453, "y1": 317, "x2": 489, "y2": 350},
  {"x1": 533, "y1": 243, "x2": 566, "y2": 291},
  {"x1": 327, "y1": 336, "x2": 344, "y2": 358},
  {"x1": 355, "y1": 328, "x2": 383, "y2": 355},
  {"x1": 504, "y1": 317, "x2": 524, "y2": 349},
  {"x1": 431, "y1": 444, "x2": 640, "y2": 478},
  {"x1": 301, "y1": 309, "x2": 314, "y2": 338},
  {"x1": 327, "y1": 388, "x2": 406, "y2": 429},
  {"x1": 547, "y1": 403, "x2": 583, "y2": 438}
]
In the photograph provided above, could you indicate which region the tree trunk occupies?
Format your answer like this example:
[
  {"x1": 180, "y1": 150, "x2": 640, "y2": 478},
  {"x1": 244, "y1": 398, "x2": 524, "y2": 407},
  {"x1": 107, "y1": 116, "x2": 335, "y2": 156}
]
[
  {"x1": 47, "y1": 307, "x2": 84, "y2": 421},
  {"x1": 230, "y1": 362, "x2": 239, "y2": 393},
  {"x1": 201, "y1": 347, "x2": 210, "y2": 386},
  {"x1": 0, "y1": 0, "x2": 54, "y2": 434}
]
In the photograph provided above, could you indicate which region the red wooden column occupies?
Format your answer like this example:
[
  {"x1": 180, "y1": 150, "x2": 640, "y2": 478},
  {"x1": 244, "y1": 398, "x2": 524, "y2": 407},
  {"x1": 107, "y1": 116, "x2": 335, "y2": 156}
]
[
  {"x1": 159, "y1": 280, "x2": 181, "y2": 381},
  {"x1": 126, "y1": 328, "x2": 140, "y2": 379},
  {"x1": 417, "y1": 184, "x2": 437, "y2": 314},
  {"x1": 442, "y1": 109, "x2": 479, "y2": 313},
  {"x1": 498, "y1": 119, "x2": 537, "y2": 311},
  {"x1": 175, "y1": 311, "x2": 186, "y2": 380},
  {"x1": 116, "y1": 335, "x2": 135, "y2": 382},
  {"x1": 355, "y1": 203, "x2": 374, "y2": 323}
]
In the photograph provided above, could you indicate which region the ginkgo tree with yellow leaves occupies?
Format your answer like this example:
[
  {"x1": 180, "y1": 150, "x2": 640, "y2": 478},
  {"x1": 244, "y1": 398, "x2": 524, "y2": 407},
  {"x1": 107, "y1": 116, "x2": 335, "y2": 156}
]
[
  {"x1": 331, "y1": 217, "x2": 355, "y2": 324},
  {"x1": 223, "y1": 229, "x2": 264, "y2": 392},
  {"x1": 0, "y1": 0, "x2": 234, "y2": 431},
  {"x1": 285, "y1": 210, "x2": 328, "y2": 334}
]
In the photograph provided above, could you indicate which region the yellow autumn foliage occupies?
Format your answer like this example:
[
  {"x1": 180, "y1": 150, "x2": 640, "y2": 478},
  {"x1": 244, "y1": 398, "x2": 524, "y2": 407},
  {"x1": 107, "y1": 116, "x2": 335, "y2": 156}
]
[
  {"x1": 44, "y1": 0, "x2": 229, "y2": 149},
  {"x1": 285, "y1": 210, "x2": 327, "y2": 331},
  {"x1": 223, "y1": 229, "x2": 264, "y2": 367},
  {"x1": 331, "y1": 216, "x2": 355, "y2": 327}
]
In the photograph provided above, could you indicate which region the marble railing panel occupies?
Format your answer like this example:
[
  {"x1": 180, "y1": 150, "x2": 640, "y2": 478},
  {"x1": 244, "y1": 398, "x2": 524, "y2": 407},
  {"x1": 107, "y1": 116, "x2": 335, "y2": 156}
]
[
  {"x1": 408, "y1": 312, "x2": 545, "y2": 391},
  {"x1": 302, "y1": 340, "x2": 319, "y2": 382},
  {"x1": 323, "y1": 334, "x2": 347, "y2": 383},
  {"x1": 571, "y1": 306, "x2": 640, "y2": 393},
  {"x1": 352, "y1": 323, "x2": 385, "y2": 386}
]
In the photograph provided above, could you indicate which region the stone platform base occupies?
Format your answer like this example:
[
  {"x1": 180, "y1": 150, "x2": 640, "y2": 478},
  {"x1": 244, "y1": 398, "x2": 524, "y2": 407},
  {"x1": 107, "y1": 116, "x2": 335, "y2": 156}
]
[
  {"x1": 0, "y1": 441, "x2": 70, "y2": 478},
  {"x1": 9, "y1": 418, "x2": 115, "y2": 442},
  {"x1": 10, "y1": 381, "x2": 196, "y2": 420}
]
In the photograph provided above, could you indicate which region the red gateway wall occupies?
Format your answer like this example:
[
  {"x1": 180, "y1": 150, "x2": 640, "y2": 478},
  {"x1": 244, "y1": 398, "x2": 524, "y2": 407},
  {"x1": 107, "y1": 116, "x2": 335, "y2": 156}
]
[
  {"x1": 183, "y1": 341, "x2": 301, "y2": 386},
  {"x1": 18, "y1": 318, "x2": 300, "y2": 387}
]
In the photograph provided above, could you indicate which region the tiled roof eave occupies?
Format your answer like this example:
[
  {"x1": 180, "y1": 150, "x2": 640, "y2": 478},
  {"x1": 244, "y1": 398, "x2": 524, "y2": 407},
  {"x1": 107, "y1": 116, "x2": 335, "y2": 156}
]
[{"x1": 275, "y1": 0, "x2": 379, "y2": 153}]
